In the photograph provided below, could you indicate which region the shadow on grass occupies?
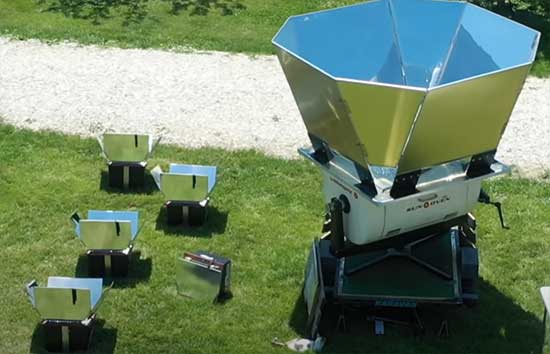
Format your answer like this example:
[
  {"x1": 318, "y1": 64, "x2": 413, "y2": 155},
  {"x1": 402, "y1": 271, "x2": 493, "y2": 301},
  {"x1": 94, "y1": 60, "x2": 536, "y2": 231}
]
[
  {"x1": 99, "y1": 170, "x2": 159, "y2": 195},
  {"x1": 75, "y1": 250, "x2": 152, "y2": 288},
  {"x1": 167, "y1": 0, "x2": 246, "y2": 16},
  {"x1": 154, "y1": 205, "x2": 228, "y2": 237},
  {"x1": 289, "y1": 279, "x2": 544, "y2": 354},
  {"x1": 37, "y1": 0, "x2": 246, "y2": 24},
  {"x1": 29, "y1": 318, "x2": 117, "y2": 354},
  {"x1": 37, "y1": 0, "x2": 148, "y2": 25}
]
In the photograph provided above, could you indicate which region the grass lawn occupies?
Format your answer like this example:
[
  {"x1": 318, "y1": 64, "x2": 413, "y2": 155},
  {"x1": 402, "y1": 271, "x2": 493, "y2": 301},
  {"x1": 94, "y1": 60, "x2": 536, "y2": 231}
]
[
  {"x1": 1, "y1": 123, "x2": 550, "y2": 353},
  {"x1": 0, "y1": 0, "x2": 549, "y2": 77}
]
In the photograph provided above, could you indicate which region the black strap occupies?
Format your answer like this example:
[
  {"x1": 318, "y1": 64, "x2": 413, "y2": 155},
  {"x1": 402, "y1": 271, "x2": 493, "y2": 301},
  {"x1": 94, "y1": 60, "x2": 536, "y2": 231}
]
[
  {"x1": 192, "y1": 175, "x2": 197, "y2": 189},
  {"x1": 134, "y1": 134, "x2": 138, "y2": 147},
  {"x1": 115, "y1": 221, "x2": 121, "y2": 236},
  {"x1": 71, "y1": 289, "x2": 77, "y2": 305}
]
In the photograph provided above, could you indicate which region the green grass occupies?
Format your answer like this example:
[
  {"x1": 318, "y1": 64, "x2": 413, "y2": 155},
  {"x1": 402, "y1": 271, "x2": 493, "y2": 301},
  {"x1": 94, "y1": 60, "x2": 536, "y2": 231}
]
[
  {"x1": 0, "y1": 0, "x2": 359, "y2": 53},
  {"x1": 0, "y1": 0, "x2": 549, "y2": 77},
  {"x1": 1, "y1": 124, "x2": 550, "y2": 354}
]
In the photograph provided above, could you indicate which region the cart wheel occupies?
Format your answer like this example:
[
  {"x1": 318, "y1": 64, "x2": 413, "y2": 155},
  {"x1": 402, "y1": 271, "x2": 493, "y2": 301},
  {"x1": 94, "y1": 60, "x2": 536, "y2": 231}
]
[{"x1": 189, "y1": 206, "x2": 206, "y2": 227}]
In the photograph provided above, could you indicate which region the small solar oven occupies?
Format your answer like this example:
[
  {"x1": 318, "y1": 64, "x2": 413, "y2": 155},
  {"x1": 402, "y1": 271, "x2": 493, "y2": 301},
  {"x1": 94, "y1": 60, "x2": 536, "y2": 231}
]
[
  {"x1": 152, "y1": 163, "x2": 217, "y2": 226},
  {"x1": 98, "y1": 133, "x2": 160, "y2": 189},
  {"x1": 71, "y1": 210, "x2": 141, "y2": 277},
  {"x1": 25, "y1": 277, "x2": 110, "y2": 352}
]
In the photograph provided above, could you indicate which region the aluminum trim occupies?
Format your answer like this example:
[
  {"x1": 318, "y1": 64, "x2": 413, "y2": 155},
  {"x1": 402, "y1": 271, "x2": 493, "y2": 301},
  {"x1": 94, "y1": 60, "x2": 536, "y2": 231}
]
[{"x1": 427, "y1": 62, "x2": 534, "y2": 91}]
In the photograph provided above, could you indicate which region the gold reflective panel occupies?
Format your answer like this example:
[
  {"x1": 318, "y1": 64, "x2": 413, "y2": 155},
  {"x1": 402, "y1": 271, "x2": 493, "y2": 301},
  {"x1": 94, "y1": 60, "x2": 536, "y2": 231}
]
[
  {"x1": 276, "y1": 51, "x2": 368, "y2": 167},
  {"x1": 398, "y1": 65, "x2": 530, "y2": 173},
  {"x1": 337, "y1": 81, "x2": 425, "y2": 167}
]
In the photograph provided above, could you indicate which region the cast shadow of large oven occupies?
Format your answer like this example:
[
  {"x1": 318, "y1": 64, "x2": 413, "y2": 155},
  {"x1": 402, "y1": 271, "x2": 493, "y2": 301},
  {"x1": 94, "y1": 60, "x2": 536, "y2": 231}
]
[{"x1": 289, "y1": 278, "x2": 544, "y2": 354}]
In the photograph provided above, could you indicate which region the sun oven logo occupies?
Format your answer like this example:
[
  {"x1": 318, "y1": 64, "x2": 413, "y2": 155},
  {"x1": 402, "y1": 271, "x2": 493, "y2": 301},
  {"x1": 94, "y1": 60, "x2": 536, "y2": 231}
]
[{"x1": 406, "y1": 195, "x2": 451, "y2": 212}]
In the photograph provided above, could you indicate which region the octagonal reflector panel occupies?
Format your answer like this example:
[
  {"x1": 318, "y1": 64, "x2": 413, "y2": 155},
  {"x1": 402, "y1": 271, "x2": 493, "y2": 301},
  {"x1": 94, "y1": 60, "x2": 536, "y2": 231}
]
[{"x1": 273, "y1": 0, "x2": 539, "y2": 175}]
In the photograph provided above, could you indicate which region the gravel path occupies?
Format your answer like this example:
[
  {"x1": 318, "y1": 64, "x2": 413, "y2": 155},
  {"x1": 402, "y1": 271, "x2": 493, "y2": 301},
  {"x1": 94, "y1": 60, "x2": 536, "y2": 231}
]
[{"x1": 0, "y1": 37, "x2": 549, "y2": 175}]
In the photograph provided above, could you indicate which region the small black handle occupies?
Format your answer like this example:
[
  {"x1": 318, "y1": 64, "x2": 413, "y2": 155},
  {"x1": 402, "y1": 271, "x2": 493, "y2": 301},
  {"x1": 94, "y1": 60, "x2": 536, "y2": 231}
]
[
  {"x1": 115, "y1": 221, "x2": 121, "y2": 236},
  {"x1": 479, "y1": 189, "x2": 509, "y2": 229},
  {"x1": 71, "y1": 289, "x2": 77, "y2": 305},
  {"x1": 134, "y1": 134, "x2": 138, "y2": 147},
  {"x1": 71, "y1": 212, "x2": 80, "y2": 223},
  {"x1": 192, "y1": 175, "x2": 197, "y2": 189}
]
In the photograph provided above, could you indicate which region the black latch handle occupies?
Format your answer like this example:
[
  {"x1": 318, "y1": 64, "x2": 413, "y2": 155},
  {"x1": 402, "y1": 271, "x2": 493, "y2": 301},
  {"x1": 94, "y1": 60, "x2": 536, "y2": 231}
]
[
  {"x1": 479, "y1": 189, "x2": 509, "y2": 229},
  {"x1": 71, "y1": 212, "x2": 80, "y2": 224}
]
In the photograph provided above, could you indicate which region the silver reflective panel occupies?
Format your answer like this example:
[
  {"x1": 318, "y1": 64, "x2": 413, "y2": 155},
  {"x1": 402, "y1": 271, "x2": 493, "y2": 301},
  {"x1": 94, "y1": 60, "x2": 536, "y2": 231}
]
[
  {"x1": 152, "y1": 163, "x2": 217, "y2": 202},
  {"x1": 47, "y1": 277, "x2": 103, "y2": 309},
  {"x1": 26, "y1": 277, "x2": 106, "y2": 321},
  {"x1": 98, "y1": 133, "x2": 159, "y2": 163},
  {"x1": 87, "y1": 210, "x2": 139, "y2": 239},
  {"x1": 73, "y1": 210, "x2": 140, "y2": 250},
  {"x1": 169, "y1": 164, "x2": 217, "y2": 193},
  {"x1": 273, "y1": 0, "x2": 539, "y2": 174}
]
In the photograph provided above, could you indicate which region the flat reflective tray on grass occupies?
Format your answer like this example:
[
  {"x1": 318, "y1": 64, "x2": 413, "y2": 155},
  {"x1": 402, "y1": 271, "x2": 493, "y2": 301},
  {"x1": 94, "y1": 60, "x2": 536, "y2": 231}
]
[
  {"x1": 26, "y1": 277, "x2": 108, "y2": 321},
  {"x1": 98, "y1": 133, "x2": 159, "y2": 163},
  {"x1": 151, "y1": 163, "x2": 217, "y2": 202},
  {"x1": 72, "y1": 210, "x2": 140, "y2": 250}
]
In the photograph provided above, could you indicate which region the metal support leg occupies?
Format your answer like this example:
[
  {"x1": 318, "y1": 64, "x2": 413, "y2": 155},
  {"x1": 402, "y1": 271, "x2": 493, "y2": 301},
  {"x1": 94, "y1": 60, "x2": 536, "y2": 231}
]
[
  {"x1": 412, "y1": 308, "x2": 425, "y2": 337},
  {"x1": 375, "y1": 320, "x2": 384, "y2": 335},
  {"x1": 182, "y1": 206, "x2": 189, "y2": 224},
  {"x1": 336, "y1": 305, "x2": 347, "y2": 333},
  {"x1": 122, "y1": 166, "x2": 130, "y2": 189},
  {"x1": 438, "y1": 320, "x2": 449, "y2": 338},
  {"x1": 104, "y1": 255, "x2": 112, "y2": 276},
  {"x1": 61, "y1": 325, "x2": 70, "y2": 352}
]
